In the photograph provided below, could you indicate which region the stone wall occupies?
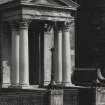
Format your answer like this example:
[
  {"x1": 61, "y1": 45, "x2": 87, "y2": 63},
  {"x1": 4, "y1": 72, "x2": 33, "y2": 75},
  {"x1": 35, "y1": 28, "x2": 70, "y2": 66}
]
[
  {"x1": 0, "y1": 87, "x2": 96, "y2": 105},
  {"x1": 79, "y1": 87, "x2": 96, "y2": 105},
  {"x1": 76, "y1": 0, "x2": 105, "y2": 68},
  {"x1": 64, "y1": 88, "x2": 79, "y2": 105},
  {"x1": 0, "y1": 89, "x2": 49, "y2": 105}
]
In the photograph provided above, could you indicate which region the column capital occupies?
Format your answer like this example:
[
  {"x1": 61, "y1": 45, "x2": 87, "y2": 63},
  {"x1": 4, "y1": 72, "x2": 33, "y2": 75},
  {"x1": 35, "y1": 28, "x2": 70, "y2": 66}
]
[
  {"x1": 10, "y1": 19, "x2": 32, "y2": 29},
  {"x1": 63, "y1": 20, "x2": 74, "y2": 32},
  {"x1": 44, "y1": 23, "x2": 53, "y2": 32},
  {"x1": 18, "y1": 19, "x2": 32, "y2": 29},
  {"x1": 54, "y1": 22, "x2": 62, "y2": 32}
]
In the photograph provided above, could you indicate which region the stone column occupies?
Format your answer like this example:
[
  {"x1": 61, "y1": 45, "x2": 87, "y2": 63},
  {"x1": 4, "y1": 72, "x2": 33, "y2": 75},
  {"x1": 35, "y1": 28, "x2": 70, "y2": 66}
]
[
  {"x1": 53, "y1": 23, "x2": 62, "y2": 84},
  {"x1": 62, "y1": 21, "x2": 73, "y2": 87},
  {"x1": 11, "y1": 23, "x2": 19, "y2": 86},
  {"x1": 19, "y1": 20, "x2": 30, "y2": 86}
]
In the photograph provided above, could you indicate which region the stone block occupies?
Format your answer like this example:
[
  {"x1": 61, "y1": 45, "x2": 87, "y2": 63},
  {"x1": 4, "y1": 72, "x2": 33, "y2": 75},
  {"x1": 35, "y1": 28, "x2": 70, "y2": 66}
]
[
  {"x1": 0, "y1": 89, "x2": 48, "y2": 105},
  {"x1": 48, "y1": 89, "x2": 63, "y2": 105}
]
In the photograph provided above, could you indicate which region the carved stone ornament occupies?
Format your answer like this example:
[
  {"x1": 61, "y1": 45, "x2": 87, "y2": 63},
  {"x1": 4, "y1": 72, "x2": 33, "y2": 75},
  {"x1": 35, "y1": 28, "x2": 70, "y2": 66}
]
[
  {"x1": 63, "y1": 20, "x2": 74, "y2": 32},
  {"x1": 97, "y1": 68, "x2": 105, "y2": 84},
  {"x1": 10, "y1": 19, "x2": 32, "y2": 29},
  {"x1": 44, "y1": 23, "x2": 53, "y2": 32},
  {"x1": 54, "y1": 22, "x2": 62, "y2": 32}
]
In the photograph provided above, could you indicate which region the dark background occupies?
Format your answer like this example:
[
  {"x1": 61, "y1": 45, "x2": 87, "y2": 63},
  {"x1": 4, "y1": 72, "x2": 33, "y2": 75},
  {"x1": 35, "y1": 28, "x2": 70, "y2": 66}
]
[{"x1": 75, "y1": 0, "x2": 105, "y2": 71}]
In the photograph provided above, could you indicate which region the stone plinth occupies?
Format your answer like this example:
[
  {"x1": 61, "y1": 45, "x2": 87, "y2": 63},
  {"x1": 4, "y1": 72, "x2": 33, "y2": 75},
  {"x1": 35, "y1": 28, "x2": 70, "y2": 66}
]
[{"x1": 48, "y1": 89, "x2": 63, "y2": 105}]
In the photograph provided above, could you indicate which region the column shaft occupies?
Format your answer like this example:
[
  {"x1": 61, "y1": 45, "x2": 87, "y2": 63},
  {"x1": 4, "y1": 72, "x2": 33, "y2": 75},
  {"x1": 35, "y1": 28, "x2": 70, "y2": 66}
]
[
  {"x1": 19, "y1": 21, "x2": 29, "y2": 86},
  {"x1": 54, "y1": 27, "x2": 62, "y2": 84},
  {"x1": 11, "y1": 27, "x2": 19, "y2": 86},
  {"x1": 62, "y1": 22, "x2": 72, "y2": 87}
]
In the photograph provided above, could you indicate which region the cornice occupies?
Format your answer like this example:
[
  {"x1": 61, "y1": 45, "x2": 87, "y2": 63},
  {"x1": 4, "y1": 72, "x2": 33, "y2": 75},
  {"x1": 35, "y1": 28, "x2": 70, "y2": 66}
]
[
  {"x1": 0, "y1": 0, "x2": 75, "y2": 22},
  {"x1": 0, "y1": 0, "x2": 77, "y2": 12}
]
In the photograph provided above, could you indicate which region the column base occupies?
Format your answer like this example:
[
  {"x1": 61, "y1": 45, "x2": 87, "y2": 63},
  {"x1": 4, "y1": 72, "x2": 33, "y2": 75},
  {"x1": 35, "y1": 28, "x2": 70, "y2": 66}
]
[
  {"x1": 19, "y1": 84, "x2": 40, "y2": 89},
  {"x1": 9, "y1": 84, "x2": 30, "y2": 89},
  {"x1": 43, "y1": 81, "x2": 50, "y2": 86},
  {"x1": 9, "y1": 83, "x2": 21, "y2": 88},
  {"x1": 18, "y1": 84, "x2": 30, "y2": 89},
  {"x1": 9, "y1": 84, "x2": 40, "y2": 90},
  {"x1": 2, "y1": 83, "x2": 11, "y2": 88},
  {"x1": 62, "y1": 82, "x2": 75, "y2": 87}
]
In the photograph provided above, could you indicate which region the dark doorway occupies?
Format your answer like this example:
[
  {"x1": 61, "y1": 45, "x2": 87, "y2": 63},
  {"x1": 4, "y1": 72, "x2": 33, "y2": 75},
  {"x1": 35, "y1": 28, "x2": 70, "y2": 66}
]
[{"x1": 29, "y1": 21, "x2": 44, "y2": 85}]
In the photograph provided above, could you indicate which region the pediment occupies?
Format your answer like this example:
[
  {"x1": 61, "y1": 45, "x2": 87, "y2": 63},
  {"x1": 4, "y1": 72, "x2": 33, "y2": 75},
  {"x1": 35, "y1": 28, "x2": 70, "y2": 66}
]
[{"x1": 30, "y1": 0, "x2": 79, "y2": 9}]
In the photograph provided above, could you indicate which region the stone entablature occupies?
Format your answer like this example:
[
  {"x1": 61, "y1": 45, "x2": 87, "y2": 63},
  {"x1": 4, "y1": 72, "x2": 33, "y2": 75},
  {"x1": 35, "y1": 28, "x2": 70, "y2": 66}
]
[
  {"x1": 0, "y1": 0, "x2": 79, "y2": 21},
  {"x1": 0, "y1": 1, "x2": 76, "y2": 22}
]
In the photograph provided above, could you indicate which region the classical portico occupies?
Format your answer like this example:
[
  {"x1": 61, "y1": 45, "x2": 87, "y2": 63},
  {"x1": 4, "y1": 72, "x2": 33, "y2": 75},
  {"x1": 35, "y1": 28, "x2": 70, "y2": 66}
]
[{"x1": 0, "y1": 0, "x2": 79, "y2": 88}]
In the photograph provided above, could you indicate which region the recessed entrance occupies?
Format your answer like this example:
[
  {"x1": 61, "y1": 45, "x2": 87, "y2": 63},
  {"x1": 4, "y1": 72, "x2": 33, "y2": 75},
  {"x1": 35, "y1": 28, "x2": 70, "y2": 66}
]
[{"x1": 29, "y1": 20, "x2": 44, "y2": 85}]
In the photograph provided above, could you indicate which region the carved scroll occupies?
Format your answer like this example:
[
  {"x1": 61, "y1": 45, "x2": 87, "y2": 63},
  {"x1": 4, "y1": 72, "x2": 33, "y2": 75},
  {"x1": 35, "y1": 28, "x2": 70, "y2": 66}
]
[{"x1": 97, "y1": 68, "x2": 105, "y2": 84}]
